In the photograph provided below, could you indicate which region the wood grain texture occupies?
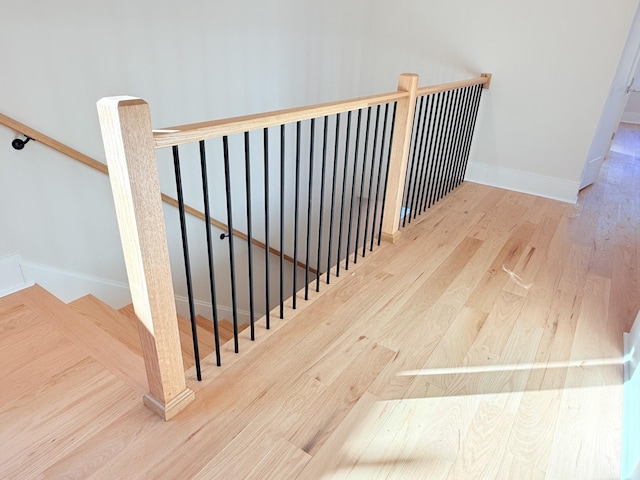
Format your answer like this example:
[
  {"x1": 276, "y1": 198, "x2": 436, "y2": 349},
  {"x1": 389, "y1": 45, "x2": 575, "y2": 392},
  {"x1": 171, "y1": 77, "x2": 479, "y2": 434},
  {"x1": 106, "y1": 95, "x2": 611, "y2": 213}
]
[
  {"x1": 97, "y1": 97, "x2": 193, "y2": 419},
  {"x1": 2, "y1": 123, "x2": 638, "y2": 479},
  {"x1": 380, "y1": 73, "x2": 419, "y2": 240},
  {"x1": 19, "y1": 285, "x2": 148, "y2": 395},
  {"x1": 153, "y1": 91, "x2": 408, "y2": 148},
  {"x1": 0, "y1": 290, "x2": 140, "y2": 480},
  {"x1": 71, "y1": 295, "x2": 142, "y2": 357},
  {"x1": 117, "y1": 305, "x2": 237, "y2": 371}
]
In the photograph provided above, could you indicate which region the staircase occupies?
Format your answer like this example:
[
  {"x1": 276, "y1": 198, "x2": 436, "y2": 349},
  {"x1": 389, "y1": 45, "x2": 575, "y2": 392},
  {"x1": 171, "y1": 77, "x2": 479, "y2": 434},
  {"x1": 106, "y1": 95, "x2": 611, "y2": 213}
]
[
  {"x1": 7, "y1": 284, "x2": 243, "y2": 392},
  {"x1": 116, "y1": 302, "x2": 243, "y2": 371}
]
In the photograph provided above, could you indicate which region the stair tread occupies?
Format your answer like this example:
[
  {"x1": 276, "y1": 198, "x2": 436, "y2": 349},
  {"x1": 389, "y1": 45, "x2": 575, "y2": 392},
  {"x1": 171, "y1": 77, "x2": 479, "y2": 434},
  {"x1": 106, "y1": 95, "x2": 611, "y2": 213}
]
[
  {"x1": 217, "y1": 319, "x2": 248, "y2": 343},
  {"x1": 20, "y1": 286, "x2": 147, "y2": 394},
  {"x1": 70, "y1": 295, "x2": 142, "y2": 357},
  {"x1": 195, "y1": 314, "x2": 215, "y2": 334},
  {"x1": 177, "y1": 314, "x2": 214, "y2": 340},
  {"x1": 176, "y1": 314, "x2": 215, "y2": 369},
  {"x1": 117, "y1": 305, "x2": 249, "y2": 369},
  {"x1": 119, "y1": 305, "x2": 215, "y2": 371}
]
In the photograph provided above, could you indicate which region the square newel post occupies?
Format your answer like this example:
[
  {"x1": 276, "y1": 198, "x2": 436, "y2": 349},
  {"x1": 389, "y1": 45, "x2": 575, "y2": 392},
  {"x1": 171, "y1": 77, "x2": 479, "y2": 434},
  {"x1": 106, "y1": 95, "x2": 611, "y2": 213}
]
[
  {"x1": 381, "y1": 73, "x2": 419, "y2": 243},
  {"x1": 97, "y1": 97, "x2": 194, "y2": 421}
]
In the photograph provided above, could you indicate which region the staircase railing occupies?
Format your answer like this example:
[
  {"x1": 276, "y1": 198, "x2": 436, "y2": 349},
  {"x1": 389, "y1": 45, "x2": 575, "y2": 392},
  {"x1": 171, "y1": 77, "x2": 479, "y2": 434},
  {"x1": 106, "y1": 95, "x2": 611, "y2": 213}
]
[
  {"x1": 399, "y1": 76, "x2": 490, "y2": 229},
  {"x1": 97, "y1": 72, "x2": 491, "y2": 420},
  {"x1": 0, "y1": 113, "x2": 306, "y2": 271}
]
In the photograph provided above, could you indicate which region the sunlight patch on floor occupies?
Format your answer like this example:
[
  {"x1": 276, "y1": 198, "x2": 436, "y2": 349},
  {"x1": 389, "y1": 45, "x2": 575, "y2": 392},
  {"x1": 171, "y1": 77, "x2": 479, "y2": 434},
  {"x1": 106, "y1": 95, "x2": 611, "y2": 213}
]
[
  {"x1": 398, "y1": 356, "x2": 627, "y2": 378},
  {"x1": 320, "y1": 381, "x2": 623, "y2": 479}
]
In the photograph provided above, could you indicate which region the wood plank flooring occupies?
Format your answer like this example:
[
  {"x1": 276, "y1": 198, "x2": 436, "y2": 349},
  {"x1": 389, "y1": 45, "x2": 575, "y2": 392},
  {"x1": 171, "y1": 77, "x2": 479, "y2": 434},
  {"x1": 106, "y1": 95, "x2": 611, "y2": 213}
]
[
  {"x1": 0, "y1": 292, "x2": 141, "y2": 480},
  {"x1": 1, "y1": 123, "x2": 639, "y2": 479}
]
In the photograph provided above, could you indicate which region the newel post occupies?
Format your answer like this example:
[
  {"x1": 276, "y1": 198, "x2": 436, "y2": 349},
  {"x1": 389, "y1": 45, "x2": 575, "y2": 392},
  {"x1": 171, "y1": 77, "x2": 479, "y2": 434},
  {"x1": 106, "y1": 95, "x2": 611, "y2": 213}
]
[
  {"x1": 97, "y1": 97, "x2": 194, "y2": 421},
  {"x1": 381, "y1": 73, "x2": 419, "y2": 243}
]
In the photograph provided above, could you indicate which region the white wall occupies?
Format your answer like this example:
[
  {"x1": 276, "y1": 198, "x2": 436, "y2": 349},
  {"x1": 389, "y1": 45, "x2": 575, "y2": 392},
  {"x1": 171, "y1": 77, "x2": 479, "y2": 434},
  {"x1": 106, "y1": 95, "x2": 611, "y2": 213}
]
[
  {"x1": 581, "y1": 4, "x2": 640, "y2": 189},
  {"x1": 362, "y1": 0, "x2": 640, "y2": 202},
  {"x1": 622, "y1": 57, "x2": 640, "y2": 124},
  {"x1": 621, "y1": 40, "x2": 640, "y2": 123},
  {"x1": 0, "y1": 0, "x2": 369, "y2": 308},
  {"x1": 623, "y1": 92, "x2": 640, "y2": 124},
  {"x1": 1, "y1": 0, "x2": 638, "y2": 305}
]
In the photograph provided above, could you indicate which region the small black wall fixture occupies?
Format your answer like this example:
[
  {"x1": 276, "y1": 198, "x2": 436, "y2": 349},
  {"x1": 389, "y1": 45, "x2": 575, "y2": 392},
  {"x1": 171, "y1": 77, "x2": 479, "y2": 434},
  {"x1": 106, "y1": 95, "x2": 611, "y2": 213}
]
[
  {"x1": 219, "y1": 232, "x2": 230, "y2": 240},
  {"x1": 12, "y1": 136, "x2": 33, "y2": 150}
]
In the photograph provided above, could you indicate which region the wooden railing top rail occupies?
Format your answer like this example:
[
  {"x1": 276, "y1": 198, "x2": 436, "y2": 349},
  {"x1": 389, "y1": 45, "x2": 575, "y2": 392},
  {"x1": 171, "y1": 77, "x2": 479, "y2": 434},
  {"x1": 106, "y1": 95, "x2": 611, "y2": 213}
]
[
  {"x1": 153, "y1": 91, "x2": 407, "y2": 148},
  {"x1": 416, "y1": 74, "x2": 491, "y2": 97},
  {"x1": 0, "y1": 111, "x2": 308, "y2": 272},
  {"x1": 152, "y1": 74, "x2": 491, "y2": 149}
]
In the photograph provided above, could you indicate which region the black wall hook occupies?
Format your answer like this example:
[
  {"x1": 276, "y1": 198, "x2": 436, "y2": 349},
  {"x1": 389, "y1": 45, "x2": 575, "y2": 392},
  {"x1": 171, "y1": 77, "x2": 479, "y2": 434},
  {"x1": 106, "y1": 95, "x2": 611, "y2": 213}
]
[
  {"x1": 12, "y1": 136, "x2": 33, "y2": 150},
  {"x1": 220, "y1": 232, "x2": 230, "y2": 240}
]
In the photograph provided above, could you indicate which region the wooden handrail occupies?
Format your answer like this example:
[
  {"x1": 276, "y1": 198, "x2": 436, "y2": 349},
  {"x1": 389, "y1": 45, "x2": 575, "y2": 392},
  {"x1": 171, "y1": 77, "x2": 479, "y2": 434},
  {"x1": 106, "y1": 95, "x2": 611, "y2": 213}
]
[
  {"x1": 0, "y1": 112, "x2": 311, "y2": 272},
  {"x1": 0, "y1": 112, "x2": 109, "y2": 174},
  {"x1": 416, "y1": 74, "x2": 491, "y2": 97},
  {"x1": 152, "y1": 74, "x2": 491, "y2": 149},
  {"x1": 153, "y1": 91, "x2": 408, "y2": 148}
]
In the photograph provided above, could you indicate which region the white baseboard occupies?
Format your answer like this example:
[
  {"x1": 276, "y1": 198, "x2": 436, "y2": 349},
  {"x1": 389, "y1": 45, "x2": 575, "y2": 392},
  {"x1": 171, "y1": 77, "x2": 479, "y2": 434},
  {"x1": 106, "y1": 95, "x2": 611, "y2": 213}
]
[
  {"x1": 621, "y1": 112, "x2": 640, "y2": 125},
  {"x1": 0, "y1": 254, "x2": 34, "y2": 298},
  {"x1": 622, "y1": 310, "x2": 640, "y2": 480},
  {"x1": 464, "y1": 162, "x2": 579, "y2": 204},
  {"x1": 174, "y1": 295, "x2": 251, "y2": 326},
  {"x1": 20, "y1": 261, "x2": 132, "y2": 308}
]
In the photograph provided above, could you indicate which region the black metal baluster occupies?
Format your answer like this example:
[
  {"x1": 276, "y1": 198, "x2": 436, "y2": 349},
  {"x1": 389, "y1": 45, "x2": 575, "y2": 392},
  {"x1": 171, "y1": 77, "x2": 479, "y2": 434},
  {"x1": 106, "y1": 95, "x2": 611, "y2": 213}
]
[
  {"x1": 459, "y1": 85, "x2": 484, "y2": 184},
  {"x1": 243, "y1": 132, "x2": 256, "y2": 341},
  {"x1": 446, "y1": 88, "x2": 465, "y2": 195},
  {"x1": 263, "y1": 128, "x2": 271, "y2": 329},
  {"x1": 433, "y1": 90, "x2": 453, "y2": 205},
  {"x1": 316, "y1": 116, "x2": 329, "y2": 292},
  {"x1": 326, "y1": 114, "x2": 341, "y2": 284},
  {"x1": 293, "y1": 121, "x2": 301, "y2": 308},
  {"x1": 401, "y1": 97, "x2": 423, "y2": 228},
  {"x1": 421, "y1": 93, "x2": 442, "y2": 213},
  {"x1": 172, "y1": 145, "x2": 202, "y2": 380},
  {"x1": 279, "y1": 125, "x2": 285, "y2": 319},
  {"x1": 345, "y1": 109, "x2": 362, "y2": 270},
  {"x1": 458, "y1": 85, "x2": 479, "y2": 186},
  {"x1": 336, "y1": 111, "x2": 352, "y2": 277},
  {"x1": 405, "y1": 96, "x2": 425, "y2": 226},
  {"x1": 427, "y1": 92, "x2": 448, "y2": 209},
  {"x1": 362, "y1": 105, "x2": 381, "y2": 257},
  {"x1": 371, "y1": 103, "x2": 391, "y2": 251},
  {"x1": 437, "y1": 89, "x2": 459, "y2": 202},
  {"x1": 353, "y1": 107, "x2": 371, "y2": 263},
  {"x1": 304, "y1": 119, "x2": 315, "y2": 300},
  {"x1": 416, "y1": 94, "x2": 436, "y2": 216},
  {"x1": 409, "y1": 95, "x2": 429, "y2": 220},
  {"x1": 446, "y1": 88, "x2": 465, "y2": 197},
  {"x1": 199, "y1": 140, "x2": 221, "y2": 367},
  {"x1": 377, "y1": 102, "x2": 398, "y2": 245},
  {"x1": 222, "y1": 136, "x2": 240, "y2": 353},
  {"x1": 452, "y1": 87, "x2": 474, "y2": 188},
  {"x1": 447, "y1": 87, "x2": 467, "y2": 195}
]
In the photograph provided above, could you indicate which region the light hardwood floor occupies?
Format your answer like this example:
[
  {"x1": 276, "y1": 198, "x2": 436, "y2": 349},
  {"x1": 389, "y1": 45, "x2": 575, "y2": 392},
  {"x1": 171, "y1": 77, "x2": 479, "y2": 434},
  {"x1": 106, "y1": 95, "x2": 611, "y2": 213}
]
[{"x1": 1, "y1": 124, "x2": 639, "y2": 479}]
